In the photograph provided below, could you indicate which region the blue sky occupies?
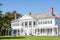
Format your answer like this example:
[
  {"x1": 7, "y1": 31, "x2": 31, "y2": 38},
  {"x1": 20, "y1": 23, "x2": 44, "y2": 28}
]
[{"x1": 0, "y1": 0, "x2": 60, "y2": 16}]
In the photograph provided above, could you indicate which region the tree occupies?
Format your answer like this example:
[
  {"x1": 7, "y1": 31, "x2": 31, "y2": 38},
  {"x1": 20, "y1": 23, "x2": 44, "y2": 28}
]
[
  {"x1": 0, "y1": 3, "x2": 2, "y2": 13},
  {"x1": 0, "y1": 3, "x2": 2, "y2": 35},
  {"x1": 0, "y1": 3, "x2": 2, "y2": 6},
  {"x1": 0, "y1": 11, "x2": 22, "y2": 35},
  {"x1": 0, "y1": 14, "x2": 4, "y2": 35},
  {"x1": 12, "y1": 10, "x2": 22, "y2": 19}
]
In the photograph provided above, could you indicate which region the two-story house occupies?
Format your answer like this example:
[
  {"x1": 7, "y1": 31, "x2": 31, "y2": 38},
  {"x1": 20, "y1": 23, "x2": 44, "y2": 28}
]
[{"x1": 11, "y1": 8, "x2": 60, "y2": 36}]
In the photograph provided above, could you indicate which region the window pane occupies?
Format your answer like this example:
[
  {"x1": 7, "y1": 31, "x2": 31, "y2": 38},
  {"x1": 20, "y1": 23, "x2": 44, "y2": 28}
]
[
  {"x1": 29, "y1": 21, "x2": 32, "y2": 25},
  {"x1": 25, "y1": 22, "x2": 27, "y2": 25},
  {"x1": 34, "y1": 21, "x2": 36, "y2": 25}
]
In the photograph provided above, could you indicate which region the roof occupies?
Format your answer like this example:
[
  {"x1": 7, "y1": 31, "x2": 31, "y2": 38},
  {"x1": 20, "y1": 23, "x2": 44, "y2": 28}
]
[
  {"x1": 30, "y1": 13, "x2": 55, "y2": 19},
  {"x1": 11, "y1": 13, "x2": 56, "y2": 22}
]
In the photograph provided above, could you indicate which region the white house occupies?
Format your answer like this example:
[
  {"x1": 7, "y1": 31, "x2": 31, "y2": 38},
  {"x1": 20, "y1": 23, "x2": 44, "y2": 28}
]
[{"x1": 11, "y1": 8, "x2": 60, "y2": 36}]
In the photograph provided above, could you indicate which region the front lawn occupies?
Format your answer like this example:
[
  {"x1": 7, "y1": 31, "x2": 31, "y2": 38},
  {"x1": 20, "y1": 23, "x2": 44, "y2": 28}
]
[{"x1": 0, "y1": 36, "x2": 60, "y2": 40}]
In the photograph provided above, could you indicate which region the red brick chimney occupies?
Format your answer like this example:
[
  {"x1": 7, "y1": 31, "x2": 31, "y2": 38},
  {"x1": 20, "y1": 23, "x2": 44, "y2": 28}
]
[
  {"x1": 58, "y1": 13, "x2": 60, "y2": 18},
  {"x1": 50, "y1": 7, "x2": 53, "y2": 16},
  {"x1": 28, "y1": 12, "x2": 31, "y2": 16},
  {"x1": 14, "y1": 13, "x2": 16, "y2": 20}
]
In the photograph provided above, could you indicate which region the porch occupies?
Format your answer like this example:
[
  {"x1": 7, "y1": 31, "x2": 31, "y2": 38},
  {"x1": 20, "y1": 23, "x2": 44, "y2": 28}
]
[{"x1": 33, "y1": 28, "x2": 58, "y2": 36}]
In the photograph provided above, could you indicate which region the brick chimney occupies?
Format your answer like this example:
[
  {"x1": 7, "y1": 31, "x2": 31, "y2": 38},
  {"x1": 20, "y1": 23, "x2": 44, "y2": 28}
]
[
  {"x1": 14, "y1": 13, "x2": 16, "y2": 20},
  {"x1": 58, "y1": 13, "x2": 60, "y2": 18},
  {"x1": 28, "y1": 12, "x2": 31, "y2": 16},
  {"x1": 50, "y1": 7, "x2": 53, "y2": 16}
]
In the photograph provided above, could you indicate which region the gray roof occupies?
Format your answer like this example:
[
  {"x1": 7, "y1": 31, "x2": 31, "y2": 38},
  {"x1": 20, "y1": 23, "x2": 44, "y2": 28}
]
[{"x1": 30, "y1": 13, "x2": 55, "y2": 19}]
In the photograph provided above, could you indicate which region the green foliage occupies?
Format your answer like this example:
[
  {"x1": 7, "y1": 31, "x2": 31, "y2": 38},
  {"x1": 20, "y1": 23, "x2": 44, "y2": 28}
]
[
  {"x1": 0, "y1": 3, "x2": 2, "y2": 13},
  {"x1": 0, "y1": 11, "x2": 22, "y2": 35},
  {"x1": 0, "y1": 10, "x2": 2, "y2": 13}
]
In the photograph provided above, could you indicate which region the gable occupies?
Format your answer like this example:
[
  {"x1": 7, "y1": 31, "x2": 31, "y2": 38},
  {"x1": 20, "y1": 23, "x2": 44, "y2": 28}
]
[{"x1": 19, "y1": 15, "x2": 34, "y2": 20}]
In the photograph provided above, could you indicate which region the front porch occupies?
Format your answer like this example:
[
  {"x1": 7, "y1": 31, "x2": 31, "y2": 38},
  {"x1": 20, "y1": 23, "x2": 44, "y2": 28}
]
[
  {"x1": 33, "y1": 28, "x2": 58, "y2": 36},
  {"x1": 5, "y1": 27, "x2": 58, "y2": 36}
]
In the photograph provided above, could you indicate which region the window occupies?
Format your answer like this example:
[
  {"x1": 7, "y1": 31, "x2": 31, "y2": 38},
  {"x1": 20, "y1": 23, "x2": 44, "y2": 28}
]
[
  {"x1": 18, "y1": 23, "x2": 19, "y2": 26},
  {"x1": 48, "y1": 20, "x2": 52, "y2": 24},
  {"x1": 38, "y1": 21, "x2": 42, "y2": 25},
  {"x1": 41, "y1": 29, "x2": 42, "y2": 34},
  {"x1": 25, "y1": 22, "x2": 27, "y2": 25},
  {"x1": 20, "y1": 22, "x2": 24, "y2": 26},
  {"x1": 38, "y1": 21, "x2": 40, "y2": 24},
  {"x1": 13, "y1": 30, "x2": 17, "y2": 34},
  {"x1": 50, "y1": 28, "x2": 52, "y2": 34},
  {"x1": 40, "y1": 21, "x2": 42, "y2": 24},
  {"x1": 49, "y1": 20, "x2": 52, "y2": 24},
  {"x1": 21, "y1": 29, "x2": 23, "y2": 33},
  {"x1": 51, "y1": 28, "x2": 52, "y2": 31},
  {"x1": 42, "y1": 29, "x2": 45, "y2": 33},
  {"x1": 47, "y1": 28, "x2": 52, "y2": 34},
  {"x1": 38, "y1": 20, "x2": 52, "y2": 25},
  {"x1": 34, "y1": 22, "x2": 36, "y2": 25},
  {"x1": 29, "y1": 21, "x2": 32, "y2": 25},
  {"x1": 44, "y1": 21, "x2": 47, "y2": 24},
  {"x1": 22, "y1": 22, "x2": 23, "y2": 26},
  {"x1": 13, "y1": 24, "x2": 15, "y2": 26},
  {"x1": 13, "y1": 23, "x2": 19, "y2": 26}
]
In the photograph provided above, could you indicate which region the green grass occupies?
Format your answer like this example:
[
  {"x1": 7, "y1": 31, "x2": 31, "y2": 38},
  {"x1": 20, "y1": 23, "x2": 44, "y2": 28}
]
[{"x1": 0, "y1": 36, "x2": 60, "y2": 40}]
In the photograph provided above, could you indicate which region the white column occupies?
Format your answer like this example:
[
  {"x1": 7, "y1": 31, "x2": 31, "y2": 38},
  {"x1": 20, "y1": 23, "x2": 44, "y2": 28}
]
[
  {"x1": 11, "y1": 30, "x2": 13, "y2": 36},
  {"x1": 34, "y1": 29, "x2": 36, "y2": 35},
  {"x1": 28, "y1": 21, "x2": 29, "y2": 29},
  {"x1": 52, "y1": 28, "x2": 55, "y2": 35},
  {"x1": 37, "y1": 29, "x2": 38, "y2": 35},
  {"x1": 23, "y1": 21, "x2": 25, "y2": 35},
  {"x1": 52, "y1": 28, "x2": 53, "y2": 35},
  {"x1": 27, "y1": 21, "x2": 29, "y2": 35},
  {"x1": 45, "y1": 28, "x2": 47, "y2": 35},
  {"x1": 23, "y1": 21, "x2": 25, "y2": 28},
  {"x1": 33, "y1": 29, "x2": 34, "y2": 35},
  {"x1": 57, "y1": 28, "x2": 58, "y2": 36},
  {"x1": 33, "y1": 29, "x2": 35, "y2": 35},
  {"x1": 38, "y1": 29, "x2": 39, "y2": 35},
  {"x1": 32, "y1": 20, "x2": 33, "y2": 35},
  {"x1": 20, "y1": 29, "x2": 21, "y2": 35},
  {"x1": 39, "y1": 29, "x2": 41, "y2": 35},
  {"x1": 16, "y1": 30, "x2": 18, "y2": 36},
  {"x1": 23, "y1": 30, "x2": 25, "y2": 35}
]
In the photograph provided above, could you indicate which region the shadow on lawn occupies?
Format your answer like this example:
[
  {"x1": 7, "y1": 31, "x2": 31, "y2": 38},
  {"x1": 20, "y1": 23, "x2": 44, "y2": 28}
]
[{"x1": 0, "y1": 36, "x2": 26, "y2": 39}]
